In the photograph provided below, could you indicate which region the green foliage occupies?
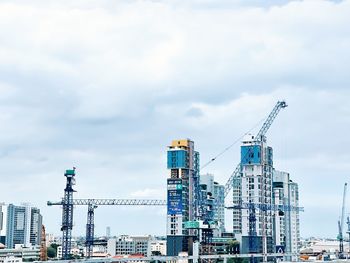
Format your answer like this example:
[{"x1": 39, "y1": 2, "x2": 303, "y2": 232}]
[
  {"x1": 50, "y1": 243, "x2": 59, "y2": 250},
  {"x1": 226, "y1": 240, "x2": 240, "y2": 254},
  {"x1": 47, "y1": 247, "x2": 56, "y2": 258},
  {"x1": 227, "y1": 258, "x2": 249, "y2": 263},
  {"x1": 47, "y1": 244, "x2": 58, "y2": 258}
]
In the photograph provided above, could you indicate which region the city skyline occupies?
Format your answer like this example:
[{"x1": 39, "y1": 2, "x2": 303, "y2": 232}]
[{"x1": 0, "y1": 0, "x2": 350, "y2": 241}]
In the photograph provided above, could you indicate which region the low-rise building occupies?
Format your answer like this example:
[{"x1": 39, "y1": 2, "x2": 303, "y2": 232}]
[
  {"x1": 150, "y1": 240, "x2": 166, "y2": 255},
  {"x1": 0, "y1": 255, "x2": 22, "y2": 263},
  {"x1": 107, "y1": 235, "x2": 152, "y2": 257},
  {"x1": 56, "y1": 245, "x2": 83, "y2": 259},
  {"x1": 0, "y1": 246, "x2": 40, "y2": 261}
]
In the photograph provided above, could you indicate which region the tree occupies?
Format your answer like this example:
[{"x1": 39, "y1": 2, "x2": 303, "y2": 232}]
[
  {"x1": 47, "y1": 247, "x2": 56, "y2": 258},
  {"x1": 152, "y1": 251, "x2": 162, "y2": 256},
  {"x1": 227, "y1": 258, "x2": 249, "y2": 263},
  {"x1": 227, "y1": 240, "x2": 240, "y2": 254}
]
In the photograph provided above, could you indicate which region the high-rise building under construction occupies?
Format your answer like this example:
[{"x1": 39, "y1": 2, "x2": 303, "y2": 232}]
[
  {"x1": 166, "y1": 139, "x2": 200, "y2": 256},
  {"x1": 232, "y1": 134, "x2": 274, "y2": 254}
]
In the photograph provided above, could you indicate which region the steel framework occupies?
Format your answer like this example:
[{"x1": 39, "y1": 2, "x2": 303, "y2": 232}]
[
  {"x1": 61, "y1": 168, "x2": 76, "y2": 260},
  {"x1": 48, "y1": 199, "x2": 167, "y2": 206},
  {"x1": 338, "y1": 183, "x2": 347, "y2": 257},
  {"x1": 227, "y1": 202, "x2": 304, "y2": 212},
  {"x1": 86, "y1": 203, "x2": 97, "y2": 258}
]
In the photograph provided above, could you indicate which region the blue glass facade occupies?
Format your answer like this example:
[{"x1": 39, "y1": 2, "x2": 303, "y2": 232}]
[
  {"x1": 167, "y1": 150, "x2": 187, "y2": 169},
  {"x1": 241, "y1": 145, "x2": 261, "y2": 165},
  {"x1": 6, "y1": 204, "x2": 42, "y2": 249}
]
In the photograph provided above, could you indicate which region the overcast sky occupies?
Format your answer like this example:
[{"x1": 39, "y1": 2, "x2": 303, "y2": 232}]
[{"x1": 0, "y1": 0, "x2": 349, "y2": 239}]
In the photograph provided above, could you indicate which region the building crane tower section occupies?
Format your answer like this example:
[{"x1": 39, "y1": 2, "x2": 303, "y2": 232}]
[
  {"x1": 338, "y1": 182, "x2": 347, "y2": 257},
  {"x1": 61, "y1": 168, "x2": 76, "y2": 260}
]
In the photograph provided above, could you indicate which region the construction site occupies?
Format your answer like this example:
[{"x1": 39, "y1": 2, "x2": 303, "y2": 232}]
[{"x1": 35, "y1": 100, "x2": 314, "y2": 263}]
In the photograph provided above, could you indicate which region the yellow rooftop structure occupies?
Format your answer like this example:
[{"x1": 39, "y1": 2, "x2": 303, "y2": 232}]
[{"x1": 171, "y1": 139, "x2": 191, "y2": 147}]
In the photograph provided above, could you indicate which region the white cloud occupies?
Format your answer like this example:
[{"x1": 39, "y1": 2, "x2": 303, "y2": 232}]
[
  {"x1": 0, "y1": 0, "x2": 349, "y2": 238},
  {"x1": 130, "y1": 188, "x2": 165, "y2": 199}
]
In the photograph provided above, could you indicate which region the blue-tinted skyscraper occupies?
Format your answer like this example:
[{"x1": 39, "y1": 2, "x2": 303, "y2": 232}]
[{"x1": 6, "y1": 204, "x2": 42, "y2": 248}]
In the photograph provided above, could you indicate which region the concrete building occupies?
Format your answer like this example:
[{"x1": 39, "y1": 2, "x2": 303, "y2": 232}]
[
  {"x1": 0, "y1": 255, "x2": 22, "y2": 263},
  {"x1": 45, "y1": 233, "x2": 55, "y2": 247},
  {"x1": 166, "y1": 139, "x2": 200, "y2": 256},
  {"x1": 272, "y1": 170, "x2": 300, "y2": 260},
  {"x1": 300, "y1": 239, "x2": 339, "y2": 254},
  {"x1": 213, "y1": 182, "x2": 225, "y2": 233},
  {"x1": 107, "y1": 235, "x2": 151, "y2": 257},
  {"x1": 0, "y1": 204, "x2": 5, "y2": 245},
  {"x1": 200, "y1": 174, "x2": 225, "y2": 236},
  {"x1": 6, "y1": 204, "x2": 42, "y2": 249},
  {"x1": 56, "y1": 246, "x2": 82, "y2": 259},
  {"x1": 150, "y1": 240, "x2": 166, "y2": 256},
  {"x1": 29, "y1": 208, "x2": 42, "y2": 246},
  {"x1": 232, "y1": 134, "x2": 274, "y2": 254},
  {"x1": 0, "y1": 245, "x2": 40, "y2": 261}
]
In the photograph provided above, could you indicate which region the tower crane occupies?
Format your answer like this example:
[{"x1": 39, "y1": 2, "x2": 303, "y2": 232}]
[
  {"x1": 338, "y1": 183, "x2": 347, "y2": 258},
  {"x1": 60, "y1": 168, "x2": 76, "y2": 260},
  {"x1": 48, "y1": 198, "x2": 167, "y2": 258},
  {"x1": 223, "y1": 101, "x2": 287, "y2": 198}
]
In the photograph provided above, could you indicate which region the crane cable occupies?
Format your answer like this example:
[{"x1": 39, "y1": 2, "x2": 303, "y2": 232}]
[{"x1": 200, "y1": 116, "x2": 266, "y2": 170}]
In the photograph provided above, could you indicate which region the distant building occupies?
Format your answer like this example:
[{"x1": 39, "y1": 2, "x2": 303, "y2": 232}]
[
  {"x1": 0, "y1": 205, "x2": 3, "y2": 233},
  {"x1": 56, "y1": 245, "x2": 83, "y2": 259},
  {"x1": 107, "y1": 235, "x2": 151, "y2": 257},
  {"x1": 166, "y1": 139, "x2": 200, "y2": 256},
  {"x1": 90, "y1": 237, "x2": 108, "y2": 256},
  {"x1": 6, "y1": 204, "x2": 42, "y2": 249},
  {"x1": 273, "y1": 170, "x2": 300, "y2": 260},
  {"x1": 0, "y1": 246, "x2": 40, "y2": 261},
  {"x1": 150, "y1": 240, "x2": 166, "y2": 255},
  {"x1": 213, "y1": 182, "x2": 225, "y2": 233},
  {"x1": 0, "y1": 255, "x2": 22, "y2": 263},
  {"x1": 45, "y1": 233, "x2": 55, "y2": 247},
  {"x1": 0, "y1": 204, "x2": 5, "y2": 245},
  {"x1": 30, "y1": 207, "x2": 42, "y2": 246},
  {"x1": 300, "y1": 239, "x2": 339, "y2": 254},
  {"x1": 200, "y1": 174, "x2": 225, "y2": 236},
  {"x1": 106, "y1": 227, "x2": 111, "y2": 239}
]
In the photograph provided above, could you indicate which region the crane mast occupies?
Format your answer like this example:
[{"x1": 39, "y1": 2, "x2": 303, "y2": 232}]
[
  {"x1": 61, "y1": 168, "x2": 76, "y2": 260},
  {"x1": 339, "y1": 183, "x2": 347, "y2": 257}
]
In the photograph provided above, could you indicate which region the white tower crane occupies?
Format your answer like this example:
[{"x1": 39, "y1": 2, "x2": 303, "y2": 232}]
[{"x1": 338, "y1": 183, "x2": 347, "y2": 258}]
